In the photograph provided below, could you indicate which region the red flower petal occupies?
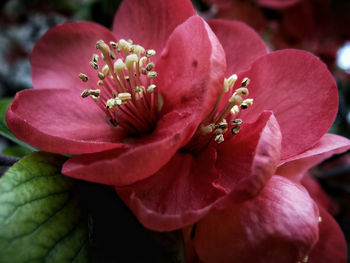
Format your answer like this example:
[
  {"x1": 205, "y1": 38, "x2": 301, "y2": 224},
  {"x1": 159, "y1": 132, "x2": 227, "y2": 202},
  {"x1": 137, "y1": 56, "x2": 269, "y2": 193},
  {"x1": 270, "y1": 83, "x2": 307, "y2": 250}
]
[
  {"x1": 238, "y1": 50, "x2": 338, "y2": 160},
  {"x1": 63, "y1": 16, "x2": 226, "y2": 187},
  {"x1": 156, "y1": 16, "x2": 226, "y2": 121},
  {"x1": 277, "y1": 134, "x2": 350, "y2": 180},
  {"x1": 208, "y1": 19, "x2": 267, "y2": 75},
  {"x1": 6, "y1": 89, "x2": 126, "y2": 154},
  {"x1": 214, "y1": 111, "x2": 281, "y2": 206},
  {"x1": 117, "y1": 147, "x2": 225, "y2": 231},
  {"x1": 308, "y1": 207, "x2": 347, "y2": 263},
  {"x1": 31, "y1": 22, "x2": 116, "y2": 91},
  {"x1": 113, "y1": 112, "x2": 280, "y2": 231},
  {"x1": 194, "y1": 176, "x2": 319, "y2": 263},
  {"x1": 112, "y1": 0, "x2": 195, "y2": 62}
]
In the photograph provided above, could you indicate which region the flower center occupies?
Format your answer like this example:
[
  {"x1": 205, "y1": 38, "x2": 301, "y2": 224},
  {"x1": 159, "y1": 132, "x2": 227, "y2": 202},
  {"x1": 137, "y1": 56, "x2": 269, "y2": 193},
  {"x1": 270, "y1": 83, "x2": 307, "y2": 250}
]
[
  {"x1": 79, "y1": 39, "x2": 159, "y2": 135},
  {"x1": 183, "y1": 74, "x2": 253, "y2": 152}
]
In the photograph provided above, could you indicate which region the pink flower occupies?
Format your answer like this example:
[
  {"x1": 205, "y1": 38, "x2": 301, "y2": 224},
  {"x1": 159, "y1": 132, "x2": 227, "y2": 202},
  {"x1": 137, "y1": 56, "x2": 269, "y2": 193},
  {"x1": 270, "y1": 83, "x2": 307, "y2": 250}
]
[{"x1": 6, "y1": 0, "x2": 350, "y2": 261}]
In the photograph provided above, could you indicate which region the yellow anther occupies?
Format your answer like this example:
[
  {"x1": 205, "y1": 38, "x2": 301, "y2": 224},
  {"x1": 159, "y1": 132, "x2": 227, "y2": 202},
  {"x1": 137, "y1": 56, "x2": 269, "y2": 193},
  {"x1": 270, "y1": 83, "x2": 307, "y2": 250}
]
[
  {"x1": 96, "y1": 40, "x2": 110, "y2": 55},
  {"x1": 241, "y1": 98, "x2": 254, "y2": 109},
  {"x1": 78, "y1": 73, "x2": 88, "y2": 82},
  {"x1": 102, "y1": 64, "x2": 110, "y2": 76},
  {"x1": 92, "y1": 54, "x2": 99, "y2": 63},
  {"x1": 214, "y1": 134, "x2": 224, "y2": 144},
  {"x1": 81, "y1": 89, "x2": 100, "y2": 98},
  {"x1": 147, "y1": 84, "x2": 156, "y2": 93},
  {"x1": 125, "y1": 54, "x2": 138, "y2": 69},
  {"x1": 241, "y1": 77, "x2": 250, "y2": 87},
  {"x1": 230, "y1": 105, "x2": 240, "y2": 115},
  {"x1": 98, "y1": 72, "x2": 105, "y2": 80},
  {"x1": 147, "y1": 71, "x2": 158, "y2": 78},
  {"x1": 145, "y1": 49, "x2": 156, "y2": 57},
  {"x1": 118, "y1": 92, "x2": 132, "y2": 103},
  {"x1": 229, "y1": 94, "x2": 243, "y2": 105},
  {"x1": 90, "y1": 61, "x2": 98, "y2": 70},
  {"x1": 231, "y1": 125, "x2": 241, "y2": 135},
  {"x1": 146, "y1": 62, "x2": 155, "y2": 71},
  {"x1": 110, "y1": 51, "x2": 116, "y2": 59},
  {"x1": 114, "y1": 59, "x2": 125, "y2": 73},
  {"x1": 231, "y1": 119, "x2": 242, "y2": 125},
  {"x1": 235, "y1": 87, "x2": 249, "y2": 96},
  {"x1": 109, "y1": 41, "x2": 118, "y2": 49}
]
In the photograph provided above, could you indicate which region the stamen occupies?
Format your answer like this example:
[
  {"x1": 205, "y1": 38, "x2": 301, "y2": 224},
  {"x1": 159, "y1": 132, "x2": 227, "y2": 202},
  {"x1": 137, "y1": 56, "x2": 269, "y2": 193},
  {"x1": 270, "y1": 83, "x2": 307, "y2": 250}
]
[
  {"x1": 90, "y1": 61, "x2": 98, "y2": 70},
  {"x1": 145, "y1": 49, "x2": 156, "y2": 57},
  {"x1": 231, "y1": 125, "x2": 241, "y2": 135},
  {"x1": 81, "y1": 89, "x2": 100, "y2": 98},
  {"x1": 241, "y1": 77, "x2": 250, "y2": 87},
  {"x1": 147, "y1": 84, "x2": 156, "y2": 93},
  {"x1": 147, "y1": 71, "x2": 158, "y2": 78},
  {"x1": 78, "y1": 73, "x2": 88, "y2": 82},
  {"x1": 146, "y1": 62, "x2": 155, "y2": 71}
]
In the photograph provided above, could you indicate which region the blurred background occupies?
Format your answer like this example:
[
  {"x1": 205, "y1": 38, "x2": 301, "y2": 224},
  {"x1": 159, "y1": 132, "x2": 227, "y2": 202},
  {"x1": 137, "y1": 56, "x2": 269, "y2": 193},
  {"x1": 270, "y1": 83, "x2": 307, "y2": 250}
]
[{"x1": 0, "y1": 0, "x2": 349, "y2": 259}]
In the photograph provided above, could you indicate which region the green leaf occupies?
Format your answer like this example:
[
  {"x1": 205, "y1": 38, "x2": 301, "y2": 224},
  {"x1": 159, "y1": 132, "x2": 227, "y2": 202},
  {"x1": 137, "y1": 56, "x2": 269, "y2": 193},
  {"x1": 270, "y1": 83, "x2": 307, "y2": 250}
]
[
  {"x1": 0, "y1": 97, "x2": 36, "y2": 151},
  {"x1": 2, "y1": 145, "x2": 32, "y2": 158},
  {"x1": 0, "y1": 152, "x2": 88, "y2": 263}
]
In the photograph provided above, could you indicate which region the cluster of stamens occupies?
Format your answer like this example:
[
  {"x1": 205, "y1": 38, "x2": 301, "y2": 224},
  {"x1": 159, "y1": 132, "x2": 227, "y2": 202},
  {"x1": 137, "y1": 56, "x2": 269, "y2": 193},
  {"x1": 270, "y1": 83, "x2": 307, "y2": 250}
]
[
  {"x1": 198, "y1": 74, "x2": 253, "y2": 145},
  {"x1": 78, "y1": 39, "x2": 159, "y2": 134}
]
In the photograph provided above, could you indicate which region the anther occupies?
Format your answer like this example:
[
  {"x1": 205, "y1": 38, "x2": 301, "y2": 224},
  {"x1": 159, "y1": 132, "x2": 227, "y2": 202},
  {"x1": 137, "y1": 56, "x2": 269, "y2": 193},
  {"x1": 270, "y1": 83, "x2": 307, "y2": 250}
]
[
  {"x1": 97, "y1": 80, "x2": 104, "y2": 86},
  {"x1": 134, "y1": 86, "x2": 145, "y2": 93},
  {"x1": 318, "y1": 216, "x2": 322, "y2": 223},
  {"x1": 235, "y1": 87, "x2": 249, "y2": 96},
  {"x1": 241, "y1": 77, "x2": 250, "y2": 87},
  {"x1": 106, "y1": 98, "x2": 120, "y2": 110},
  {"x1": 214, "y1": 128, "x2": 223, "y2": 136},
  {"x1": 231, "y1": 119, "x2": 242, "y2": 125},
  {"x1": 215, "y1": 134, "x2": 224, "y2": 144},
  {"x1": 147, "y1": 71, "x2": 158, "y2": 78},
  {"x1": 146, "y1": 62, "x2": 155, "y2": 71},
  {"x1": 229, "y1": 94, "x2": 243, "y2": 105},
  {"x1": 98, "y1": 72, "x2": 105, "y2": 80},
  {"x1": 90, "y1": 61, "x2": 98, "y2": 70},
  {"x1": 302, "y1": 256, "x2": 308, "y2": 263},
  {"x1": 110, "y1": 51, "x2": 116, "y2": 59},
  {"x1": 109, "y1": 41, "x2": 118, "y2": 49},
  {"x1": 230, "y1": 105, "x2": 240, "y2": 115},
  {"x1": 102, "y1": 64, "x2": 110, "y2": 76},
  {"x1": 147, "y1": 84, "x2": 156, "y2": 93},
  {"x1": 81, "y1": 89, "x2": 100, "y2": 98},
  {"x1": 216, "y1": 121, "x2": 228, "y2": 130},
  {"x1": 145, "y1": 49, "x2": 156, "y2": 57},
  {"x1": 92, "y1": 54, "x2": 99, "y2": 63},
  {"x1": 118, "y1": 92, "x2": 132, "y2": 103},
  {"x1": 231, "y1": 125, "x2": 241, "y2": 135},
  {"x1": 96, "y1": 40, "x2": 110, "y2": 55},
  {"x1": 141, "y1": 69, "x2": 147, "y2": 75},
  {"x1": 78, "y1": 73, "x2": 88, "y2": 82}
]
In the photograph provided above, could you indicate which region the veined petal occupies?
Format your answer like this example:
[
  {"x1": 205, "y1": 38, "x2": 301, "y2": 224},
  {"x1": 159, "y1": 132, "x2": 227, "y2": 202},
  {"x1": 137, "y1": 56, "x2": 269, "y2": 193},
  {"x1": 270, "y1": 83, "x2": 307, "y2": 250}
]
[
  {"x1": 194, "y1": 176, "x2": 319, "y2": 263},
  {"x1": 214, "y1": 111, "x2": 281, "y2": 206},
  {"x1": 277, "y1": 134, "x2": 350, "y2": 180},
  {"x1": 116, "y1": 147, "x2": 225, "y2": 231},
  {"x1": 156, "y1": 16, "x2": 226, "y2": 121},
  {"x1": 208, "y1": 19, "x2": 268, "y2": 75},
  {"x1": 238, "y1": 50, "x2": 338, "y2": 160},
  {"x1": 6, "y1": 89, "x2": 126, "y2": 154},
  {"x1": 31, "y1": 21, "x2": 117, "y2": 91},
  {"x1": 112, "y1": 0, "x2": 195, "y2": 62}
]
